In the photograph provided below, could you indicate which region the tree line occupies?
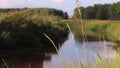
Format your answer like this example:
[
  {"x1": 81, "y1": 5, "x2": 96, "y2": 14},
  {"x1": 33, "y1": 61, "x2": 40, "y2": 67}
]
[
  {"x1": 0, "y1": 8, "x2": 68, "y2": 19},
  {"x1": 74, "y1": 2, "x2": 120, "y2": 20}
]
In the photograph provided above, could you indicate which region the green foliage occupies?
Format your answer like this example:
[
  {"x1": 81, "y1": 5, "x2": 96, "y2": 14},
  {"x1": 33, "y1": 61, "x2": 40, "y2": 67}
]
[
  {"x1": 0, "y1": 8, "x2": 69, "y2": 55},
  {"x1": 67, "y1": 20, "x2": 120, "y2": 43},
  {"x1": 74, "y1": 2, "x2": 120, "y2": 20},
  {"x1": 0, "y1": 8, "x2": 68, "y2": 19}
]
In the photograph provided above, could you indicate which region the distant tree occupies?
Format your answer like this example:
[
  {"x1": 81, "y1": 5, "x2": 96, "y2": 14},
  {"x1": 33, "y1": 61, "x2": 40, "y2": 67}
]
[
  {"x1": 86, "y1": 6, "x2": 96, "y2": 19},
  {"x1": 63, "y1": 12, "x2": 68, "y2": 19},
  {"x1": 73, "y1": 2, "x2": 120, "y2": 20}
]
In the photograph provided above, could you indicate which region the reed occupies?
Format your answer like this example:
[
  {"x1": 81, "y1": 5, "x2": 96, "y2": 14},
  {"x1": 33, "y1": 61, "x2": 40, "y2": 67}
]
[
  {"x1": 75, "y1": 0, "x2": 88, "y2": 63},
  {"x1": 1, "y1": 58, "x2": 9, "y2": 68},
  {"x1": 44, "y1": 33, "x2": 60, "y2": 55},
  {"x1": 28, "y1": 63, "x2": 31, "y2": 68},
  {"x1": 62, "y1": 0, "x2": 120, "y2": 68}
]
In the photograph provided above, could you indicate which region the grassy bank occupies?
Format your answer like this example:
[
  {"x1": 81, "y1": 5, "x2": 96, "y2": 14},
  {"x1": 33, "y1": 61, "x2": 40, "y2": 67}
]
[{"x1": 63, "y1": 20, "x2": 120, "y2": 43}]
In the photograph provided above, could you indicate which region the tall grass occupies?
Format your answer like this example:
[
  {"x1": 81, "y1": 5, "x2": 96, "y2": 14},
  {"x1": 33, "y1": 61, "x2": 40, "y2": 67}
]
[
  {"x1": 44, "y1": 0, "x2": 120, "y2": 68},
  {"x1": 1, "y1": 58, "x2": 9, "y2": 68},
  {"x1": 75, "y1": 0, "x2": 88, "y2": 63},
  {"x1": 1, "y1": 0, "x2": 120, "y2": 68},
  {"x1": 62, "y1": 0, "x2": 120, "y2": 68},
  {"x1": 44, "y1": 33, "x2": 60, "y2": 55},
  {"x1": 73, "y1": 0, "x2": 120, "y2": 68}
]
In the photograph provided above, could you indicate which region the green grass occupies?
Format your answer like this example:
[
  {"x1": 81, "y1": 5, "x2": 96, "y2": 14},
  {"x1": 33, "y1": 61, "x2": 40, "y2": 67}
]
[
  {"x1": 60, "y1": 19, "x2": 120, "y2": 68},
  {"x1": 63, "y1": 20, "x2": 120, "y2": 43}
]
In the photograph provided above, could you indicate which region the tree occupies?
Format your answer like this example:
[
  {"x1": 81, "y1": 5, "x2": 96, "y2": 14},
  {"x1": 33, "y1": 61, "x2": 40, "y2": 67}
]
[
  {"x1": 63, "y1": 12, "x2": 68, "y2": 19},
  {"x1": 73, "y1": 2, "x2": 120, "y2": 20}
]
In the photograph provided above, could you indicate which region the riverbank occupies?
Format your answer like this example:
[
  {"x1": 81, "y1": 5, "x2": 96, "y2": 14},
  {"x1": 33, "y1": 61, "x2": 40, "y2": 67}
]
[{"x1": 63, "y1": 20, "x2": 120, "y2": 44}]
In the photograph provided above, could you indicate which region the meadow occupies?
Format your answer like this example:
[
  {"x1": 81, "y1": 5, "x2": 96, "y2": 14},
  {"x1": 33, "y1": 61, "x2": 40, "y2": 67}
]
[{"x1": 64, "y1": 20, "x2": 120, "y2": 44}]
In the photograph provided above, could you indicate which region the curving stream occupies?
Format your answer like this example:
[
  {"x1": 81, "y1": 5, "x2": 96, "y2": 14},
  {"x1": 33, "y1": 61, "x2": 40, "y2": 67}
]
[
  {"x1": 44, "y1": 33, "x2": 119, "y2": 68},
  {"x1": 0, "y1": 33, "x2": 119, "y2": 68}
]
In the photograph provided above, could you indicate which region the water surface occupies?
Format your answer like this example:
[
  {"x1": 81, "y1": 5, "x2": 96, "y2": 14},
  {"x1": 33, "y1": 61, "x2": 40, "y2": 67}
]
[{"x1": 0, "y1": 33, "x2": 119, "y2": 68}]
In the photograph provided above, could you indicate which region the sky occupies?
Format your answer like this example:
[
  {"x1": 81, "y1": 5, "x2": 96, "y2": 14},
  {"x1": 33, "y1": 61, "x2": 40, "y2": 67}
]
[{"x1": 0, "y1": 0, "x2": 120, "y2": 16}]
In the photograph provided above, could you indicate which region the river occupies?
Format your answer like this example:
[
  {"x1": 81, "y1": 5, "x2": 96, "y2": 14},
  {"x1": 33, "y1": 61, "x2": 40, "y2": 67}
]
[{"x1": 0, "y1": 33, "x2": 119, "y2": 68}]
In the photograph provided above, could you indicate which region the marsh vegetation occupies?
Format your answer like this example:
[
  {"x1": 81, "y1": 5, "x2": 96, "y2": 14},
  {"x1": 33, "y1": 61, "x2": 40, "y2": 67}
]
[{"x1": 0, "y1": 1, "x2": 120, "y2": 68}]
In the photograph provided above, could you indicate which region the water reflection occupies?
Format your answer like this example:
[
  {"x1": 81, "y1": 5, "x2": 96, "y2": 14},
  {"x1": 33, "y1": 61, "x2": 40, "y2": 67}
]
[
  {"x1": 0, "y1": 33, "x2": 119, "y2": 68},
  {"x1": 44, "y1": 33, "x2": 119, "y2": 68},
  {"x1": 0, "y1": 50, "x2": 52, "y2": 68}
]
